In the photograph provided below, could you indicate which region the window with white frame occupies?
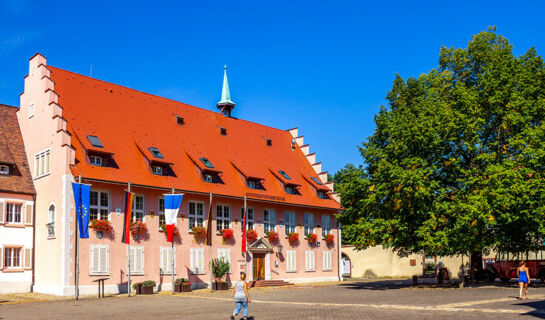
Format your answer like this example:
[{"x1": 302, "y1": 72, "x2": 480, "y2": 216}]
[
  {"x1": 29, "y1": 102, "x2": 34, "y2": 118},
  {"x1": 47, "y1": 204, "x2": 55, "y2": 238},
  {"x1": 190, "y1": 248, "x2": 205, "y2": 274},
  {"x1": 322, "y1": 215, "x2": 331, "y2": 237},
  {"x1": 216, "y1": 205, "x2": 230, "y2": 231},
  {"x1": 6, "y1": 203, "x2": 22, "y2": 224},
  {"x1": 284, "y1": 211, "x2": 296, "y2": 234},
  {"x1": 241, "y1": 207, "x2": 254, "y2": 230},
  {"x1": 189, "y1": 201, "x2": 204, "y2": 228},
  {"x1": 217, "y1": 248, "x2": 231, "y2": 273},
  {"x1": 90, "y1": 245, "x2": 109, "y2": 275},
  {"x1": 264, "y1": 209, "x2": 276, "y2": 233},
  {"x1": 90, "y1": 156, "x2": 102, "y2": 166},
  {"x1": 34, "y1": 149, "x2": 50, "y2": 178},
  {"x1": 286, "y1": 250, "x2": 297, "y2": 272},
  {"x1": 132, "y1": 195, "x2": 145, "y2": 222},
  {"x1": 4, "y1": 247, "x2": 22, "y2": 269},
  {"x1": 158, "y1": 197, "x2": 165, "y2": 227},
  {"x1": 152, "y1": 166, "x2": 163, "y2": 175},
  {"x1": 304, "y1": 213, "x2": 314, "y2": 235},
  {"x1": 129, "y1": 246, "x2": 145, "y2": 274},
  {"x1": 160, "y1": 247, "x2": 176, "y2": 274},
  {"x1": 305, "y1": 250, "x2": 315, "y2": 272},
  {"x1": 0, "y1": 164, "x2": 9, "y2": 175},
  {"x1": 323, "y1": 250, "x2": 332, "y2": 271},
  {"x1": 90, "y1": 191, "x2": 109, "y2": 221}
]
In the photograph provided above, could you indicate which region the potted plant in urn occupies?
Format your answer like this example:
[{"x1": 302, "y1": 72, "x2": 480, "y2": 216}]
[
  {"x1": 174, "y1": 278, "x2": 192, "y2": 293},
  {"x1": 246, "y1": 229, "x2": 258, "y2": 244},
  {"x1": 209, "y1": 256, "x2": 230, "y2": 290},
  {"x1": 192, "y1": 226, "x2": 207, "y2": 242},
  {"x1": 266, "y1": 230, "x2": 279, "y2": 243},
  {"x1": 140, "y1": 280, "x2": 156, "y2": 294},
  {"x1": 287, "y1": 232, "x2": 299, "y2": 246},
  {"x1": 90, "y1": 219, "x2": 112, "y2": 239},
  {"x1": 130, "y1": 221, "x2": 148, "y2": 241},
  {"x1": 306, "y1": 233, "x2": 318, "y2": 246}
]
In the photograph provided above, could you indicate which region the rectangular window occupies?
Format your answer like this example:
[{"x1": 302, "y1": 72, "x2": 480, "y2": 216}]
[
  {"x1": 152, "y1": 166, "x2": 163, "y2": 175},
  {"x1": 6, "y1": 203, "x2": 22, "y2": 224},
  {"x1": 90, "y1": 245, "x2": 109, "y2": 275},
  {"x1": 241, "y1": 207, "x2": 254, "y2": 230},
  {"x1": 34, "y1": 149, "x2": 51, "y2": 178},
  {"x1": 4, "y1": 247, "x2": 22, "y2": 269},
  {"x1": 87, "y1": 135, "x2": 104, "y2": 148},
  {"x1": 132, "y1": 195, "x2": 145, "y2": 222},
  {"x1": 90, "y1": 156, "x2": 102, "y2": 166},
  {"x1": 323, "y1": 251, "x2": 332, "y2": 271},
  {"x1": 160, "y1": 247, "x2": 176, "y2": 274},
  {"x1": 264, "y1": 209, "x2": 276, "y2": 233},
  {"x1": 217, "y1": 248, "x2": 231, "y2": 273},
  {"x1": 90, "y1": 191, "x2": 109, "y2": 221},
  {"x1": 29, "y1": 102, "x2": 34, "y2": 118},
  {"x1": 189, "y1": 201, "x2": 204, "y2": 228},
  {"x1": 158, "y1": 197, "x2": 165, "y2": 226},
  {"x1": 285, "y1": 211, "x2": 296, "y2": 234},
  {"x1": 129, "y1": 246, "x2": 145, "y2": 274},
  {"x1": 190, "y1": 248, "x2": 205, "y2": 274},
  {"x1": 286, "y1": 250, "x2": 297, "y2": 272},
  {"x1": 322, "y1": 215, "x2": 331, "y2": 237},
  {"x1": 0, "y1": 165, "x2": 9, "y2": 175},
  {"x1": 216, "y1": 205, "x2": 230, "y2": 231},
  {"x1": 305, "y1": 250, "x2": 315, "y2": 272},
  {"x1": 304, "y1": 213, "x2": 314, "y2": 235}
]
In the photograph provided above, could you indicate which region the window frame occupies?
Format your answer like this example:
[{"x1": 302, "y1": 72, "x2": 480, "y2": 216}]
[
  {"x1": 152, "y1": 166, "x2": 163, "y2": 175},
  {"x1": 132, "y1": 194, "x2": 146, "y2": 222},
  {"x1": 321, "y1": 215, "x2": 331, "y2": 237},
  {"x1": 47, "y1": 204, "x2": 56, "y2": 239},
  {"x1": 241, "y1": 207, "x2": 254, "y2": 230},
  {"x1": 284, "y1": 211, "x2": 296, "y2": 234},
  {"x1": 323, "y1": 250, "x2": 332, "y2": 271},
  {"x1": 216, "y1": 204, "x2": 231, "y2": 232},
  {"x1": 4, "y1": 246, "x2": 23, "y2": 270},
  {"x1": 264, "y1": 209, "x2": 276, "y2": 233},
  {"x1": 190, "y1": 248, "x2": 205, "y2": 274},
  {"x1": 304, "y1": 213, "x2": 314, "y2": 235},
  {"x1": 158, "y1": 196, "x2": 165, "y2": 228},
  {"x1": 0, "y1": 164, "x2": 9, "y2": 175},
  {"x1": 160, "y1": 246, "x2": 176, "y2": 274},
  {"x1": 5, "y1": 202, "x2": 23, "y2": 225},
  {"x1": 89, "y1": 244, "x2": 109, "y2": 275},
  {"x1": 286, "y1": 250, "x2": 297, "y2": 272},
  {"x1": 29, "y1": 102, "x2": 34, "y2": 118},
  {"x1": 34, "y1": 148, "x2": 51, "y2": 179},
  {"x1": 188, "y1": 201, "x2": 205, "y2": 229},
  {"x1": 90, "y1": 156, "x2": 103, "y2": 166},
  {"x1": 89, "y1": 190, "x2": 110, "y2": 221},
  {"x1": 129, "y1": 246, "x2": 145, "y2": 275},
  {"x1": 305, "y1": 250, "x2": 315, "y2": 272}
]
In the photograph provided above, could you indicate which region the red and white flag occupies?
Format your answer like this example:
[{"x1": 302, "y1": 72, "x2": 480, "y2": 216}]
[{"x1": 164, "y1": 194, "x2": 183, "y2": 242}]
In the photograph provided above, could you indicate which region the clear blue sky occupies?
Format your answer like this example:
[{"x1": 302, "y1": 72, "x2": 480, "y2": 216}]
[{"x1": 1, "y1": 0, "x2": 544, "y2": 174}]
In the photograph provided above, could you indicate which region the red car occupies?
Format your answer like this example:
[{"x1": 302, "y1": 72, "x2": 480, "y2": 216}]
[{"x1": 487, "y1": 253, "x2": 545, "y2": 283}]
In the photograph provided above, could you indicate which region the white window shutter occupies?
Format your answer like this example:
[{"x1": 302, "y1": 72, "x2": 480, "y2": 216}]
[
  {"x1": 190, "y1": 248, "x2": 195, "y2": 274},
  {"x1": 227, "y1": 249, "x2": 231, "y2": 272},
  {"x1": 160, "y1": 248, "x2": 165, "y2": 273},
  {"x1": 129, "y1": 247, "x2": 135, "y2": 273},
  {"x1": 24, "y1": 248, "x2": 32, "y2": 269},
  {"x1": 25, "y1": 204, "x2": 33, "y2": 225},
  {"x1": 198, "y1": 249, "x2": 204, "y2": 274},
  {"x1": 90, "y1": 246, "x2": 99, "y2": 274},
  {"x1": 311, "y1": 251, "x2": 315, "y2": 271},
  {"x1": 305, "y1": 251, "x2": 309, "y2": 271},
  {"x1": 0, "y1": 201, "x2": 4, "y2": 224},
  {"x1": 100, "y1": 246, "x2": 109, "y2": 274},
  {"x1": 139, "y1": 247, "x2": 145, "y2": 274}
]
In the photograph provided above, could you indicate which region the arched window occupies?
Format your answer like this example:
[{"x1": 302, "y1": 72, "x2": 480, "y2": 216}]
[{"x1": 47, "y1": 204, "x2": 55, "y2": 238}]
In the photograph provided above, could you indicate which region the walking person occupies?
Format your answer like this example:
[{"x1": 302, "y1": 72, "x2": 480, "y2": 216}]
[
  {"x1": 517, "y1": 261, "x2": 530, "y2": 300},
  {"x1": 231, "y1": 272, "x2": 250, "y2": 320}
]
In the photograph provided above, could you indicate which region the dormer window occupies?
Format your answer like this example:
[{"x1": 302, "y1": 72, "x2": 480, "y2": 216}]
[
  {"x1": 248, "y1": 180, "x2": 257, "y2": 189},
  {"x1": 0, "y1": 164, "x2": 9, "y2": 175},
  {"x1": 90, "y1": 156, "x2": 102, "y2": 166},
  {"x1": 87, "y1": 135, "x2": 104, "y2": 148},
  {"x1": 220, "y1": 127, "x2": 227, "y2": 135},
  {"x1": 266, "y1": 138, "x2": 272, "y2": 146},
  {"x1": 204, "y1": 174, "x2": 213, "y2": 183},
  {"x1": 278, "y1": 170, "x2": 291, "y2": 180},
  {"x1": 152, "y1": 166, "x2": 163, "y2": 175},
  {"x1": 318, "y1": 191, "x2": 329, "y2": 199},
  {"x1": 200, "y1": 157, "x2": 214, "y2": 169},
  {"x1": 285, "y1": 185, "x2": 297, "y2": 195},
  {"x1": 148, "y1": 147, "x2": 164, "y2": 159},
  {"x1": 311, "y1": 177, "x2": 323, "y2": 185},
  {"x1": 176, "y1": 115, "x2": 185, "y2": 125}
]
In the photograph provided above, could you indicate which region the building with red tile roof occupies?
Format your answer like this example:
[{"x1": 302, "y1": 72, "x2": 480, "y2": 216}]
[
  {"x1": 0, "y1": 104, "x2": 35, "y2": 293},
  {"x1": 19, "y1": 53, "x2": 341, "y2": 296}
]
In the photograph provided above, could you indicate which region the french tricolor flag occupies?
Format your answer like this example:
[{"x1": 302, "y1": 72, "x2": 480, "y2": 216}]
[{"x1": 164, "y1": 194, "x2": 183, "y2": 242}]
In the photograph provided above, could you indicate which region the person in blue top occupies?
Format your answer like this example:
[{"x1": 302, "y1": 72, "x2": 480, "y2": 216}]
[
  {"x1": 231, "y1": 272, "x2": 250, "y2": 320},
  {"x1": 517, "y1": 261, "x2": 530, "y2": 300}
]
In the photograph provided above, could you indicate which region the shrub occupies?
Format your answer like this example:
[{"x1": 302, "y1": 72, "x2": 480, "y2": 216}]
[
  {"x1": 142, "y1": 280, "x2": 156, "y2": 287},
  {"x1": 209, "y1": 256, "x2": 230, "y2": 282}
]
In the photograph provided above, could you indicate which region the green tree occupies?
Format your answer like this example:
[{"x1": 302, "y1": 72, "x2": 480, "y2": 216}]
[{"x1": 337, "y1": 28, "x2": 545, "y2": 257}]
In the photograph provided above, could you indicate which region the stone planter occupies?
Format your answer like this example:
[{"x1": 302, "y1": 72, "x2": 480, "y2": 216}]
[
  {"x1": 140, "y1": 285, "x2": 154, "y2": 294},
  {"x1": 174, "y1": 283, "x2": 192, "y2": 293}
]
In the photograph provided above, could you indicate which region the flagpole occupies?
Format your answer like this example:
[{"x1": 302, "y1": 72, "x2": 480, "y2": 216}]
[
  {"x1": 75, "y1": 175, "x2": 81, "y2": 300},
  {"x1": 171, "y1": 187, "x2": 175, "y2": 295},
  {"x1": 244, "y1": 196, "x2": 247, "y2": 276},
  {"x1": 209, "y1": 193, "x2": 213, "y2": 291},
  {"x1": 127, "y1": 182, "x2": 131, "y2": 297}
]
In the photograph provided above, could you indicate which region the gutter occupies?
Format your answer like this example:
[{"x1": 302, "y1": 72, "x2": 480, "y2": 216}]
[{"x1": 31, "y1": 192, "x2": 36, "y2": 292}]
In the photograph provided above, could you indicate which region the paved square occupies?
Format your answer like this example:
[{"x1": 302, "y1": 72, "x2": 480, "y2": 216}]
[{"x1": 2, "y1": 279, "x2": 545, "y2": 319}]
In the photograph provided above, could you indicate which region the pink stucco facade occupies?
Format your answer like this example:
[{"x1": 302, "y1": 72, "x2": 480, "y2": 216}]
[{"x1": 18, "y1": 54, "x2": 341, "y2": 295}]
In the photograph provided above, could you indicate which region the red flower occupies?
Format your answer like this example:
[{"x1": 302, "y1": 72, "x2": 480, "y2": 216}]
[
  {"x1": 221, "y1": 228, "x2": 234, "y2": 241},
  {"x1": 192, "y1": 226, "x2": 207, "y2": 241},
  {"x1": 266, "y1": 231, "x2": 279, "y2": 243},
  {"x1": 90, "y1": 219, "x2": 112, "y2": 233},
  {"x1": 130, "y1": 221, "x2": 148, "y2": 236},
  {"x1": 306, "y1": 233, "x2": 318, "y2": 245},
  {"x1": 246, "y1": 229, "x2": 258, "y2": 243},
  {"x1": 325, "y1": 234, "x2": 334, "y2": 245},
  {"x1": 287, "y1": 232, "x2": 299, "y2": 246}
]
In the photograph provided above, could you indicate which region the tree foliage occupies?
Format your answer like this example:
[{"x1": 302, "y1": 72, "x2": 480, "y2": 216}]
[{"x1": 336, "y1": 28, "x2": 545, "y2": 256}]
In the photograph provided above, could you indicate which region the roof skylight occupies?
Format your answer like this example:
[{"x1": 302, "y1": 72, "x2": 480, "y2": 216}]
[
  {"x1": 200, "y1": 157, "x2": 215, "y2": 169},
  {"x1": 87, "y1": 135, "x2": 103, "y2": 148},
  {"x1": 311, "y1": 176, "x2": 323, "y2": 185},
  {"x1": 278, "y1": 170, "x2": 291, "y2": 180},
  {"x1": 148, "y1": 147, "x2": 164, "y2": 159}
]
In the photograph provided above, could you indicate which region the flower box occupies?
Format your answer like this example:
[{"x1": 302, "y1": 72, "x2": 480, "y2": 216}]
[
  {"x1": 192, "y1": 226, "x2": 207, "y2": 242},
  {"x1": 266, "y1": 231, "x2": 279, "y2": 243},
  {"x1": 136, "y1": 280, "x2": 155, "y2": 295},
  {"x1": 221, "y1": 228, "x2": 234, "y2": 241},
  {"x1": 213, "y1": 281, "x2": 229, "y2": 290},
  {"x1": 306, "y1": 233, "x2": 318, "y2": 246},
  {"x1": 287, "y1": 232, "x2": 299, "y2": 246},
  {"x1": 174, "y1": 278, "x2": 192, "y2": 293},
  {"x1": 130, "y1": 221, "x2": 148, "y2": 240},
  {"x1": 246, "y1": 229, "x2": 258, "y2": 243},
  {"x1": 141, "y1": 285, "x2": 154, "y2": 294}
]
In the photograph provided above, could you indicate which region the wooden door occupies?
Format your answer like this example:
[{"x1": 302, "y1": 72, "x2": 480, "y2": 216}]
[{"x1": 253, "y1": 254, "x2": 265, "y2": 280}]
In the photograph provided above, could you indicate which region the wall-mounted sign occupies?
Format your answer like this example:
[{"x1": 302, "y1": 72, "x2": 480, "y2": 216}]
[
  {"x1": 115, "y1": 208, "x2": 122, "y2": 216},
  {"x1": 149, "y1": 210, "x2": 155, "y2": 219}
]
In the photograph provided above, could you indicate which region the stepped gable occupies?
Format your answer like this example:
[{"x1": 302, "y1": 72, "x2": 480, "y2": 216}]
[
  {"x1": 48, "y1": 67, "x2": 340, "y2": 209},
  {"x1": 0, "y1": 104, "x2": 35, "y2": 195}
]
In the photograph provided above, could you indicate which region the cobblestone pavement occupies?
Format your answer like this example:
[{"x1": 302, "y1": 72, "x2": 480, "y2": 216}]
[{"x1": 2, "y1": 279, "x2": 545, "y2": 319}]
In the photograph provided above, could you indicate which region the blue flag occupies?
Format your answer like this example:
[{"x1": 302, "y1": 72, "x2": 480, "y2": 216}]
[{"x1": 72, "y1": 182, "x2": 90, "y2": 239}]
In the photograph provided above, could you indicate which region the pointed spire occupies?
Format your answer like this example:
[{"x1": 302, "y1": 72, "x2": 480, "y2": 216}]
[{"x1": 217, "y1": 65, "x2": 235, "y2": 117}]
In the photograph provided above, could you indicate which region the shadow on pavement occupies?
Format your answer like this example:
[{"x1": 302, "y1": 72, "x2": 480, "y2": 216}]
[
  {"x1": 519, "y1": 300, "x2": 545, "y2": 319},
  {"x1": 340, "y1": 278, "x2": 545, "y2": 290}
]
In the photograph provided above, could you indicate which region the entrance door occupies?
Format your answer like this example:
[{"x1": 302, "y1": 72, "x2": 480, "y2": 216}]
[
  {"x1": 253, "y1": 253, "x2": 265, "y2": 280},
  {"x1": 342, "y1": 255, "x2": 351, "y2": 277}
]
